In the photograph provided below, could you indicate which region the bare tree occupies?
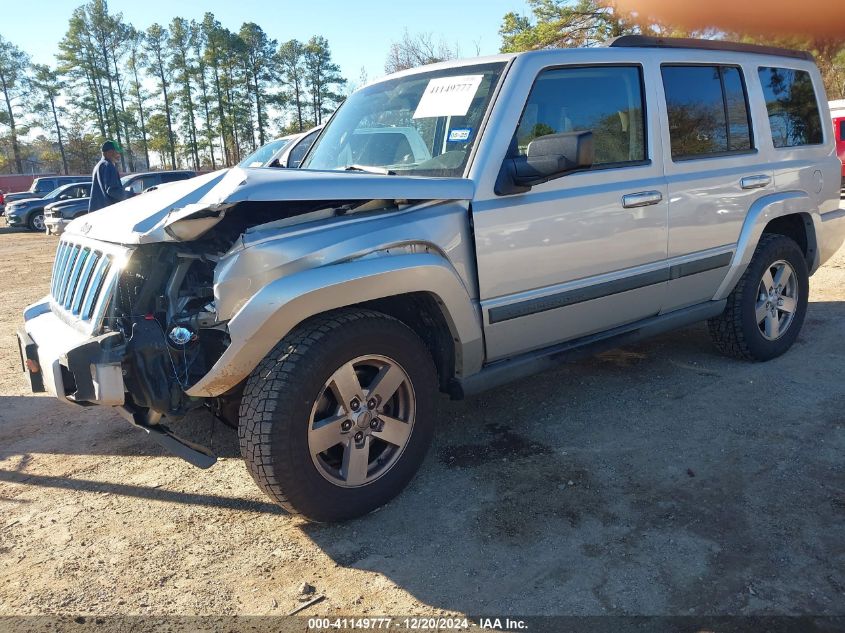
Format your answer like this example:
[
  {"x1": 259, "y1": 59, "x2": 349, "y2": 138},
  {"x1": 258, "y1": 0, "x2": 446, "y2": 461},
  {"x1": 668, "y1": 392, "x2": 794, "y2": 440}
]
[{"x1": 384, "y1": 30, "x2": 457, "y2": 74}]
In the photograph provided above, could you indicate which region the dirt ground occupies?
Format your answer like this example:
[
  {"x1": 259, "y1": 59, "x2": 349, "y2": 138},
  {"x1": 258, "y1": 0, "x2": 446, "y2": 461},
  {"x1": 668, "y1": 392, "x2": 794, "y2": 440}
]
[{"x1": 0, "y1": 224, "x2": 843, "y2": 621}]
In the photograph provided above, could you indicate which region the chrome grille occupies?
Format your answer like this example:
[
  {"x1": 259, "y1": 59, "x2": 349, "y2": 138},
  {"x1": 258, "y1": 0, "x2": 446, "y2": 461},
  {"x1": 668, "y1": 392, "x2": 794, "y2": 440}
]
[{"x1": 50, "y1": 237, "x2": 128, "y2": 332}]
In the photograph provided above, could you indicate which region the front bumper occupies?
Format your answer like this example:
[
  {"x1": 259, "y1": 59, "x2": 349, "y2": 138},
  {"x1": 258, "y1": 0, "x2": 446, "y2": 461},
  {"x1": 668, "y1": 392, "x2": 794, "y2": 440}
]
[
  {"x1": 5, "y1": 213, "x2": 25, "y2": 227},
  {"x1": 19, "y1": 299, "x2": 125, "y2": 405},
  {"x1": 44, "y1": 216, "x2": 69, "y2": 235}
]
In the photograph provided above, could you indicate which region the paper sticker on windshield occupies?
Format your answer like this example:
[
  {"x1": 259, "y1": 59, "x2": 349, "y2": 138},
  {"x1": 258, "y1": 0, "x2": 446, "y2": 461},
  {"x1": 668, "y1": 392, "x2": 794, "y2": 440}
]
[
  {"x1": 413, "y1": 75, "x2": 484, "y2": 119},
  {"x1": 448, "y1": 128, "x2": 472, "y2": 142}
]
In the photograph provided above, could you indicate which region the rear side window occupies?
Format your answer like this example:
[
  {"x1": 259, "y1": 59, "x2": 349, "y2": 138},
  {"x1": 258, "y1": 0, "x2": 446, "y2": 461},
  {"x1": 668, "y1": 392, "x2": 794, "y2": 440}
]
[
  {"x1": 838, "y1": 119, "x2": 845, "y2": 142},
  {"x1": 661, "y1": 65, "x2": 753, "y2": 159},
  {"x1": 758, "y1": 67, "x2": 823, "y2": 147},
  {"x1": 34, "y1": 179, "x2": 56, "y2": 193},
  {"x1": 509, "y1": 65, "x2": 647, "y2": 166}
]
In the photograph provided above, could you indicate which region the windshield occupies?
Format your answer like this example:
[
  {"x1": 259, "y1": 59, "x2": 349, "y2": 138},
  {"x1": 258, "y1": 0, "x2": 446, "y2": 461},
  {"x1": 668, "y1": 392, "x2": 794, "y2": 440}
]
[
  {"x1": 43, "y1": 185, "x2": 69, "y2": 200},
  {"x1": 302, "y1": 62, "x2": 506, "y2": 177},
  {"x1": 239, "y1": 137, "x2": 294, "y2": 167}
]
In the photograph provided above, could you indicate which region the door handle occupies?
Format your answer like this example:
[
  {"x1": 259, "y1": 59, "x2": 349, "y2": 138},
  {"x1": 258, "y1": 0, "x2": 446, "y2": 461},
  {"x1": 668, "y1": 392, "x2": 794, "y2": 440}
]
[
  {"x1": 740, "y1": 175, "x2": 771, "y2": 190},
  {"x1": 622, "y1": 191, "x2": 663, "y2": 208}
]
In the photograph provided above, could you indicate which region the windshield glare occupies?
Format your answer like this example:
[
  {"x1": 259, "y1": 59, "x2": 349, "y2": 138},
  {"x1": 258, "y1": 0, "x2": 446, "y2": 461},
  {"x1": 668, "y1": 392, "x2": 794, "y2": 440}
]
[
  {"x1": 239, "y1": 137, "x2": 293, "y2": 167},
  {"x1": 303, "y1": 63, "x2": 505, "y2": 177},
  {"x1": 43, "y1": 186, "x2": 67, "y2": 199}
]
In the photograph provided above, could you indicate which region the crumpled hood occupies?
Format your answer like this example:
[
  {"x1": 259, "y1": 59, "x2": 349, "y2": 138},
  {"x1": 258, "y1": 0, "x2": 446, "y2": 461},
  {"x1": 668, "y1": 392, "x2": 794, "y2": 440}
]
[{"x1": 65, "y1": 167, "x2": 475, "y2": 245}]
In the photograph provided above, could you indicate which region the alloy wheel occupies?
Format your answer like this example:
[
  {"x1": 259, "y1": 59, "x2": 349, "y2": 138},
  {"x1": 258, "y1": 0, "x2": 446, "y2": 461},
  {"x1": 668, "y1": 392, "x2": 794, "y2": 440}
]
[
  {"x1": 756, "y1": 259, "x2": 798, "y2": 341},
  {"x1": 308, "y1": 354, "x2": 416, "y2": 488}
]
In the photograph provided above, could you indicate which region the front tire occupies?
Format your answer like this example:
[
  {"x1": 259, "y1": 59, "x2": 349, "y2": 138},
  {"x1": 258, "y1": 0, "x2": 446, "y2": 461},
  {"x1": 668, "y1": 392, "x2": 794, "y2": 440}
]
[
  {"x1": 238, "y1": 309, "x2": 437, "y2": 522},
  {"x1": 28, "y1": 212, "x2": 45, "y2": 232},
  {"x1": 708, "y1": 234, "x2": 809, "y2": 361}
]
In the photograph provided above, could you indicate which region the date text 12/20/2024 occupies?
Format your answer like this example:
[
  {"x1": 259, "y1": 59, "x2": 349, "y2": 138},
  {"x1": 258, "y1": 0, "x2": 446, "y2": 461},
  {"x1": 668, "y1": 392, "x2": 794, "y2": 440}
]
[{"x1": 307, "y1": 617, "x2": 529, "y2": 630}]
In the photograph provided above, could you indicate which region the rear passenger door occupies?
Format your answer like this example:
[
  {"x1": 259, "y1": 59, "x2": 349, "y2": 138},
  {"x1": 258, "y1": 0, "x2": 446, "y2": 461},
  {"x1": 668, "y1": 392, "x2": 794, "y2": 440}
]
[
  {"x1": 473, "y1": 62, "x2": 669, "y2": 361},
  {"x1": 659, "y1": 63, "x2": 770, "y2": 311}
]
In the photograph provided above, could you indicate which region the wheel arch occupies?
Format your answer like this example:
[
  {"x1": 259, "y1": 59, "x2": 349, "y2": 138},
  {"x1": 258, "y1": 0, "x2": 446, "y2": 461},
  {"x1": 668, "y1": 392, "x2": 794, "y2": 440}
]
[
  {"x1": 713, "y1": 191, "x2": 820, "y2": 300},
  {"x1": 186, "y1": 253, "x2": 483, "y2": 398}
]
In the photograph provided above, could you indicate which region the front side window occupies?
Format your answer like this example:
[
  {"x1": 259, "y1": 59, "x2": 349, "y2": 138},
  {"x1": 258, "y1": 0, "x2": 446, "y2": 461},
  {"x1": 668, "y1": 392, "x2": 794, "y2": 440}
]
[
  {"x1": 303, "y1": 63, "x2": 505, "y2": 177},
  {"x1": 509, "y1": 65, "x2": 646, "y2": 166},
  {"x1": 662, "y1": 65, "x2": 753, "y2": 159},
  {"x1": 758, "y1": 67, "x2": 823, "y2": 147}
]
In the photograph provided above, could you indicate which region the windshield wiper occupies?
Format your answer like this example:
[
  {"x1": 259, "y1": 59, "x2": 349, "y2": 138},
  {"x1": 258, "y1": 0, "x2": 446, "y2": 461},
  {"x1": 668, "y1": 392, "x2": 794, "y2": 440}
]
[{"x1": 344, "y1": 164, "x2": 396, "y2": 175}]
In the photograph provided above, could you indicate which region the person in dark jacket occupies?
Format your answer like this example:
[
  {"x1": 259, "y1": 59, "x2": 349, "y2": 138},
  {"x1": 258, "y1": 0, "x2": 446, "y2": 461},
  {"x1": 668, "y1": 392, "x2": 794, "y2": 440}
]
[{"x1": 89, "y1": 140, "x2": 125, "y2": 213}]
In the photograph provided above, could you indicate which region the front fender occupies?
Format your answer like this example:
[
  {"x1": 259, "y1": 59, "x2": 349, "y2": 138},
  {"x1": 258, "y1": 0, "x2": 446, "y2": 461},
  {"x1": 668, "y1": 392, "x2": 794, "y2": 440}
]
[
  {"x1": 185, "y1": 253, "x2": 483, "y2": 398},
  {"x1": 713, "y1": 191, "x2": 818, "y2": 300}
]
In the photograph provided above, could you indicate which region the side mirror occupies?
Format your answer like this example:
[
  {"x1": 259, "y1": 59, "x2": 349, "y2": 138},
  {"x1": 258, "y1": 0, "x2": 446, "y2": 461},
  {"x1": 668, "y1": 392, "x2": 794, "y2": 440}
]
[{"x1": 496, "y1": 131, "x2": 594, "y2": 195}]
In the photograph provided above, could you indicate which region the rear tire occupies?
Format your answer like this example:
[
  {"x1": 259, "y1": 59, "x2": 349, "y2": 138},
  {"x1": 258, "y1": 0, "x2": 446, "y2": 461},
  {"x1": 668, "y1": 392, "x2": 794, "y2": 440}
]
[
  {"x1": 708, "y1": 233, "x2": 808, "y2": 361},
  {"x1": 238, "y1": 309, "x2": 437, "y2": 522}
]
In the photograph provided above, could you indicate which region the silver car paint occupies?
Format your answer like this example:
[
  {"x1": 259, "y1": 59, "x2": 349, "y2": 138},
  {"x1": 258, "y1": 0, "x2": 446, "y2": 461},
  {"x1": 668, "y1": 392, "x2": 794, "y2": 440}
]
[
  {"x1": 66, "y1": 166, "x2": 475, "y2": 245},
  {"x1": 186, "y1": 252, "x2": 484, "y2": 398},
  {"x1": 24, "y1": 46, "x2": 845, "y2": 408}
]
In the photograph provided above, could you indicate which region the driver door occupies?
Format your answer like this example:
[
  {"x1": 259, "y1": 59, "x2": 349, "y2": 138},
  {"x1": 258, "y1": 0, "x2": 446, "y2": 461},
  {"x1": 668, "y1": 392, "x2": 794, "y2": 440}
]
[{"x1": 472, "y1": 62, "x2": 669, "y2": 361}]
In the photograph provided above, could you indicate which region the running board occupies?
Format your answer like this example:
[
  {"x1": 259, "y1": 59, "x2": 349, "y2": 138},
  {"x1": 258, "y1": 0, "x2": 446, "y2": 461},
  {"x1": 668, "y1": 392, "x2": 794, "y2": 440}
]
[
  {"x1": 117, "y1": 406, "x2": 218, "y2": 469},
  {"x1": 452, "y1": 300, "x2": 726, "y2": 399}
]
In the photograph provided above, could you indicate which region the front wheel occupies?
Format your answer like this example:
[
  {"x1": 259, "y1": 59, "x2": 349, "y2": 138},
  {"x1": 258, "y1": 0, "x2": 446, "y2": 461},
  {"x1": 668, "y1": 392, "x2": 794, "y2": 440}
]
[
  {"x1": 238, "y1": 309, "x2": 437, "y2": 522},
  {"x1": 708, "y1": 233, "x2": 809, "y2": 361},
  {"x1": 28, "y1": 212, "x2": 45, "y2": 232}
]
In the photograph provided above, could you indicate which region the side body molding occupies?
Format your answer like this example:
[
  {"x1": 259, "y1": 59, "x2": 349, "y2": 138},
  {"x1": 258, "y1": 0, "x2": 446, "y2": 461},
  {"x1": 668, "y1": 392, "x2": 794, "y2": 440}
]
[
  {"x1": 713, "y1": 191, "x2": 818, "y2": 300},
  {"x1": 186, "y1": 253, "x2": 484, "y2": 398}
]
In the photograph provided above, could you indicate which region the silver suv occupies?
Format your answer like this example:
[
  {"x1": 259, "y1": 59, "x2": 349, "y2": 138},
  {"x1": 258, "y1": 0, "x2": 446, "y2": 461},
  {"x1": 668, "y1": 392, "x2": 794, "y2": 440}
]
[{"x1": 19, "y1": 37, "x2": 845, "y2": 521}]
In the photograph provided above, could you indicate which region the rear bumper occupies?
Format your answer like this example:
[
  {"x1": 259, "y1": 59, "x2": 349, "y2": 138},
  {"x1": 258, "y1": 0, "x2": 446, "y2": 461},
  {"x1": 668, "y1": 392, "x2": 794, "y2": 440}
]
[
  {"x1": 20, "y1": 298, "x2": 125, "y2": 406},
  {"x1": 818, "y1": 207, "x2": 845, "y2": 267}
]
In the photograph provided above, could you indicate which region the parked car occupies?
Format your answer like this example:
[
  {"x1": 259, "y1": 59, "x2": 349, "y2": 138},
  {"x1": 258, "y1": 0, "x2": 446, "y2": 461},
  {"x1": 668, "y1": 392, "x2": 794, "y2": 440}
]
[
  {"x1": 121, "y1": 170, "x2": 196, "y2": 198},
  {"x1": 238, "y1": 135, "x2": 299, "y2": 168},
  {"x1": 19, "y1": 37, "x2": 845, "y2": 522},
  {"x1": 831, "y1": 99, "x2": 845, "y2": 186},
  {"x1": 3, "y1": 175, "x2": 90, "y2": 209},
  {"x1": 43, "y1": 197, "x2": 91, "y2": 236},
  {"x1": 238, "y1": 125, "x2": 324, "y2": 169},
  {"x1": 42, "y1": 171, "x2": 193, "y2": 235},
  {"x1": 5, "y1": 181, "x2": 91, "y2": 231},
  {"x1": 268, "y1": 125, "x2": 324, "y2": 168}
]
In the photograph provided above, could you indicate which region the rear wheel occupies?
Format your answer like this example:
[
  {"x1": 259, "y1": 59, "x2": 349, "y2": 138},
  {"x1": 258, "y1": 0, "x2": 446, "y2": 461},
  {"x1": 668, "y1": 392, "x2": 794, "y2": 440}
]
[
  {"x1": 708, "y1": 234, "x2": 808, "y2": 361},
  {"x1": 238, "y1": 309, "x2": 437, "y2": 522}
]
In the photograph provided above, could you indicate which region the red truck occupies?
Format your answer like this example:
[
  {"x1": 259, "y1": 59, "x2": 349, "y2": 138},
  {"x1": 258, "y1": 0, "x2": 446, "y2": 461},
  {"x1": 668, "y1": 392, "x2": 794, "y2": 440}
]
[{"x1": 832, "y1": 99, "x2": 845, "y2": 185}]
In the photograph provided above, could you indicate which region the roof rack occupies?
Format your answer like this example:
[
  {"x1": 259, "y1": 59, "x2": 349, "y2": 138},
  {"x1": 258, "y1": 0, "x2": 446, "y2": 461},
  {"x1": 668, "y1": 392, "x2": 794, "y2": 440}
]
[{"x1": 607, "y1": 35, "x2": 814, "y2": 62}]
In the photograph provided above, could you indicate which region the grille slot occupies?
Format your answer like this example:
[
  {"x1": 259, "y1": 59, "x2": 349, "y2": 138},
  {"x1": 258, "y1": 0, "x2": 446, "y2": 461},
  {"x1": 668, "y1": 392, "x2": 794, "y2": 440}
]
[{"x1": 49, "y1": 237, "x2": 126, "y2": 332}]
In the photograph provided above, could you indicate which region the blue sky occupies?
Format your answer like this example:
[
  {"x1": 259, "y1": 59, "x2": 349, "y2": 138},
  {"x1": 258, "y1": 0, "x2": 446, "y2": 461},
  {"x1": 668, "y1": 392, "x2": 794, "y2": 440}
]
[{"x1": 2, "y1": 0, "x2": 526, "y2": 83}]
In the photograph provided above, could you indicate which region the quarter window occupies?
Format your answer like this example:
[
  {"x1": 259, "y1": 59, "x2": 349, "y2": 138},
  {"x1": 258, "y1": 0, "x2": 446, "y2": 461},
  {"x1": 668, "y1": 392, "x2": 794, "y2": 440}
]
[
  {"x1": 509, "y1": 65, "x2": 647, "y2": 166},
  {"x1": 758, "y1": 67, "x2": 823, "y2": 147},
  {"x1": 661, "y1": 65, "x2": 753, "y2": 159}
]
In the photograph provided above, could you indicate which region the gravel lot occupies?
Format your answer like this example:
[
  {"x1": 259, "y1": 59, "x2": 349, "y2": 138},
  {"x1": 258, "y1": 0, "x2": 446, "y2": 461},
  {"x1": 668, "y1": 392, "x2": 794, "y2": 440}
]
[{"x1": 0, "y1": 225, "x2": 843, "y2": 620}]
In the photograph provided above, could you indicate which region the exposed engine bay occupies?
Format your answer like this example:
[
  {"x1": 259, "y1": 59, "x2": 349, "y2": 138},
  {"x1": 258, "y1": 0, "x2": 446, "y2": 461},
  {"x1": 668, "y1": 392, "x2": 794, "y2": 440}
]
[{"x1": 104, "y1": 197, "x2": 417, "y2": 424}]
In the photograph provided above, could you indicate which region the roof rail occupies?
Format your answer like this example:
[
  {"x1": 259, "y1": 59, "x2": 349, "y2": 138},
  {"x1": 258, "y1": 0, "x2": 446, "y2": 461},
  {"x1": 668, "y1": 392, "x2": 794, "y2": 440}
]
[{"x1": 607, "y1": 35, "x2": 814, "y2": 62}]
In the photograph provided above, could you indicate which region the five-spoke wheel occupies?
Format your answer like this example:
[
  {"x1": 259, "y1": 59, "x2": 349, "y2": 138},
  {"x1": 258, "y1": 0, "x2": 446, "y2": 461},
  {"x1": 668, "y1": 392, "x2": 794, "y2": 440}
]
[
  {"x1": 238, "y1": 309, "x2": 436, "y2": 522},
  {"x1": 308, "y1": 355, "x2": 416, "y2": 487},
  {"x1": 709, "y1": 233, "x2": 808, "y2": 361}
]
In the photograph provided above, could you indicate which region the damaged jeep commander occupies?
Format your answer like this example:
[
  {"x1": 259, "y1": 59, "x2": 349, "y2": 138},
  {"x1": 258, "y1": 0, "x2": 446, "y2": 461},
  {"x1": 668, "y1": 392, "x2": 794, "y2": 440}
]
[{"x1": 19, "y1": 37, "x2": 845, "y2": 521}]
